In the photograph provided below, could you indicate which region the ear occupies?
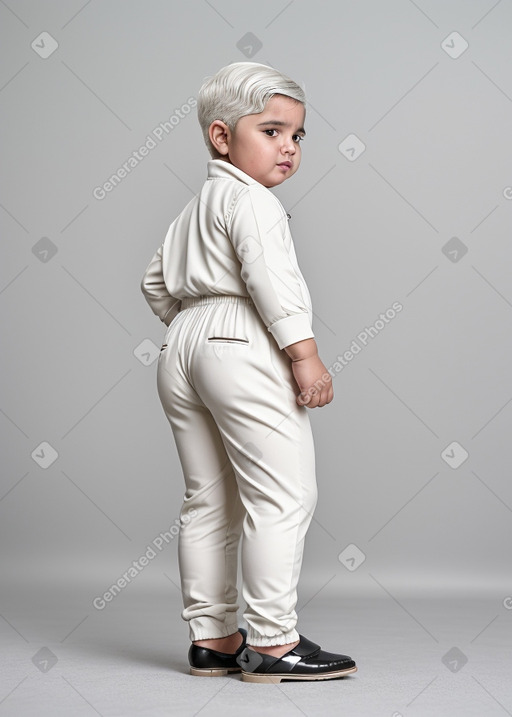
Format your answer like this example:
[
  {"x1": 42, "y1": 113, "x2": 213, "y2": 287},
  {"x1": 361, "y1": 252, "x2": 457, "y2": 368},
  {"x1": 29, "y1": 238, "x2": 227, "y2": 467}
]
[{"x1": 209, "y1": 120, "x2": 231, "y2": 156}]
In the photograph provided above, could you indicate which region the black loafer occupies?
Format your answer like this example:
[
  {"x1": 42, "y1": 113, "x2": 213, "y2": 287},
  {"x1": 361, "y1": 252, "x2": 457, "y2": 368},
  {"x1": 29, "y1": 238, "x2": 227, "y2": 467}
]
[
  {"x1": 188, "y1": 628, "x2": 247, "y2": 676},
  {"x1": 236, "y1": 634, "x2": 357, "y2": 683}
]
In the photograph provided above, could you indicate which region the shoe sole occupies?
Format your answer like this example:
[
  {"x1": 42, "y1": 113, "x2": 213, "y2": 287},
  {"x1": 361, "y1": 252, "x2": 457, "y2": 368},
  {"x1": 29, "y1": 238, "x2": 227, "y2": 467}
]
[
  {"x1": 190, "y1": 666, "x2": 242, "y2": 677},
  {"x1": 241, "y1": 665, "x2": 357, "y2": 683}
]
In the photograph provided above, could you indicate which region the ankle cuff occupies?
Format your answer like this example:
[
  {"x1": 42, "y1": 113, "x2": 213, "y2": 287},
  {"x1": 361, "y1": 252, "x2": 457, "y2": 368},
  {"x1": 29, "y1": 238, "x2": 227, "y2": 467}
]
[{"x1": 246, "y1": 628, "x2": 299, "y2": 647}]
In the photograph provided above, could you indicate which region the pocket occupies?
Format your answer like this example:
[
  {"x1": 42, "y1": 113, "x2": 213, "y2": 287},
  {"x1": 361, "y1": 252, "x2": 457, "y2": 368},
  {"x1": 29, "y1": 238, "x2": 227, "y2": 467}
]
[
  {"x1": 206, "y1": 336, "x2": 249, "y2": 345},
  {"x1": 204, "y1": 301, "x2": 250, "y2": 346}
]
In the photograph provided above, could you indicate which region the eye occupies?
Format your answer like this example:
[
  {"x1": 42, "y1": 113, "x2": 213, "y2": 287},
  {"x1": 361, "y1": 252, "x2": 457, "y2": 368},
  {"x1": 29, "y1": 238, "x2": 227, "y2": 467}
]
[
  {"x1": 264, "y1": 129, "x2": 278, "y2": 137},
  {"x1": 293, "y1": 134, "x2": 304, "y2": 143}
]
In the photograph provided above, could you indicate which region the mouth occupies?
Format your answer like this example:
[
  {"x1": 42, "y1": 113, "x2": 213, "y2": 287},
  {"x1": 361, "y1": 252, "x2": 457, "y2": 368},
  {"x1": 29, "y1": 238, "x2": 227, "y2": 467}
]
[{"x1": 277, "y1": 161, "x2": 292, "y2": 170}]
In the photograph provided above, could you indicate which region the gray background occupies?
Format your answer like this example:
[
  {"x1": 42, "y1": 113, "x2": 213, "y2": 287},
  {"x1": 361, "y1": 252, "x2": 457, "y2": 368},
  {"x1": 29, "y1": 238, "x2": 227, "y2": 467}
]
[{"x1": 1, "y1": 1, "x2": 511, "y2": 715}]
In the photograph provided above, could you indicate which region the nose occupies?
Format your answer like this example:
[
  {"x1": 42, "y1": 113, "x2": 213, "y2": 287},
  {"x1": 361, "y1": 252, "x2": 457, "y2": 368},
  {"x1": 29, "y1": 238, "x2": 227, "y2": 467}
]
[{"x1": 281, "y1": 135, "x2": 296, "y2": 155}]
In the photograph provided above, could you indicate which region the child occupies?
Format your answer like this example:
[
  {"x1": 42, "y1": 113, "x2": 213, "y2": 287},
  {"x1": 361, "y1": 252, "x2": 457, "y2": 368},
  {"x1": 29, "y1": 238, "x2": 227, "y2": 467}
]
[{"x1": 140, "y1": 61, "x2": 357, "y2": 683}]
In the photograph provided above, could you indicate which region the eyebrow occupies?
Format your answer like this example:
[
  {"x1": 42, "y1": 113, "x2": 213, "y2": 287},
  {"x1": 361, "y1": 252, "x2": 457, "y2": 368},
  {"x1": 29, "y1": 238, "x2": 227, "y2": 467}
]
[{"x1": 256, "y1": 120, "x2": 306, "y2": 135}]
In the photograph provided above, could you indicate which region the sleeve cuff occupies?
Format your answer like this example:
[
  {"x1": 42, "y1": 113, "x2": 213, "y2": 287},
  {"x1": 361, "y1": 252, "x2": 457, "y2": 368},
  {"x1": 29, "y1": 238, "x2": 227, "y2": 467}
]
[{"x1": 268, "y1": 312, "x2": 315, "y2": 350}]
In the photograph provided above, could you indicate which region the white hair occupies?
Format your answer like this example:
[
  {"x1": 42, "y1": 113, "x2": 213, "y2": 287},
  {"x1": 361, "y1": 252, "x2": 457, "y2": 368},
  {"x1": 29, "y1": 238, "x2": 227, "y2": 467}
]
[{"x1": 197, "y1": 62, "x2": 306, "y2": 158}]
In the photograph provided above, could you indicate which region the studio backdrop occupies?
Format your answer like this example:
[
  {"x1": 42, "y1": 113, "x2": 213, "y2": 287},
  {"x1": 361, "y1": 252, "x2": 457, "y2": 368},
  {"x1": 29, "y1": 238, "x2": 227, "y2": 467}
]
[{"x1": 1, "y1": 0, "x2": 511, "y2": 609}]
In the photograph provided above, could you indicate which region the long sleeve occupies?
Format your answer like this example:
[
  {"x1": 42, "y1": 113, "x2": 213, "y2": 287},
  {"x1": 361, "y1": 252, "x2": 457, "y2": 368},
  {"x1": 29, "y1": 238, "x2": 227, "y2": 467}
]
[
  {"x1": 227, "y1": 186, "x2": 314, "y2": 350},
  {"x1": 140, "y1": 242, "x2": 181, "y2": 327}
]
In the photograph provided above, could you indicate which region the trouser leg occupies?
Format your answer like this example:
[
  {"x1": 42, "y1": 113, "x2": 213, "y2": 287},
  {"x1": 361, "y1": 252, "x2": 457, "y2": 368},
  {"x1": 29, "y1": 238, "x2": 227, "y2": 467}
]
[
  {"x1": 157, "y1": 330, "x2": 245, "y2": 642},
  {"x1": 189, "y1": 300, "x2": 318, "y2": 647}
]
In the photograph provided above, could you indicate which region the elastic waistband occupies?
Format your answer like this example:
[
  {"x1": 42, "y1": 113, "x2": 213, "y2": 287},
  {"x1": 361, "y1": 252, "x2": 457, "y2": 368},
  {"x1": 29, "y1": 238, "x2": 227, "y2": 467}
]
[{"x1": 180, "y1": 294, "x2": 254, "y2": 310}]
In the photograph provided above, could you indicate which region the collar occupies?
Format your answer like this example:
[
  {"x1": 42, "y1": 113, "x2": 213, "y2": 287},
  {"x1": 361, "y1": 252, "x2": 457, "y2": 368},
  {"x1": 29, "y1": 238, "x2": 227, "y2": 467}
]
[{"x1": 207, "y1": 158, "x2": 260, "y2": 186}]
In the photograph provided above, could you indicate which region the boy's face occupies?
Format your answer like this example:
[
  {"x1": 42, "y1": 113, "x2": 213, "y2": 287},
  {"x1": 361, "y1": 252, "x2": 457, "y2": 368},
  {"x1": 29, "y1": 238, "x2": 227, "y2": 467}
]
[{"x1": 211, "y1": 94, "x2": 306, "y2": 188}]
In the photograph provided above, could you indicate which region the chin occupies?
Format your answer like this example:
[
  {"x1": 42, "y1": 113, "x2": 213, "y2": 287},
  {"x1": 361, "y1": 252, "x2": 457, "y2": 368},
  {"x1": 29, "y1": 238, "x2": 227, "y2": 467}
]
[{"x1": 268, "y1": 175, "x2": 285, "y2": 188}]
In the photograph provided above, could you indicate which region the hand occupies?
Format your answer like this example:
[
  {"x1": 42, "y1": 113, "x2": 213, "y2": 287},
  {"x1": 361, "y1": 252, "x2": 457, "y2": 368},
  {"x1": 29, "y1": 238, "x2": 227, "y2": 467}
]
[{"x1": 290, "y1": 354, "x2": 334, "y2": 408}]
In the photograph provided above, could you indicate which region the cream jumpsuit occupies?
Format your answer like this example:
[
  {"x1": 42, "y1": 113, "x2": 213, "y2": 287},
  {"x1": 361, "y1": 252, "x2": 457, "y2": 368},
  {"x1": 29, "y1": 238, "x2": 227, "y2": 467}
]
[{"x1": 141, "y1": 159, "x2": 318, "y2": 647}]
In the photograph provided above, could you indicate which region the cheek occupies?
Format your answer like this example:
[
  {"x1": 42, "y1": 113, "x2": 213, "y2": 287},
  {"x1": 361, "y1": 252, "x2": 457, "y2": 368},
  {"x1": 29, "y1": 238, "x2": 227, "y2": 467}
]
[{"x1": 250, "y1": 143, "x2": 270, "y2": 164}]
